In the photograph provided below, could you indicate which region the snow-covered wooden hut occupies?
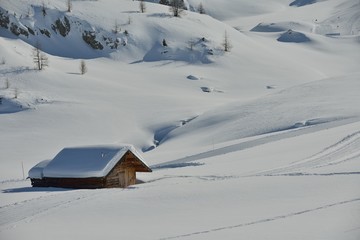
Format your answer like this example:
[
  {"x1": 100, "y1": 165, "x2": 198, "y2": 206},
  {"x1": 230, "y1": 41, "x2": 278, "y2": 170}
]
[{"x1": 28, "y1": 145, "x2": 152, "y2": 189}]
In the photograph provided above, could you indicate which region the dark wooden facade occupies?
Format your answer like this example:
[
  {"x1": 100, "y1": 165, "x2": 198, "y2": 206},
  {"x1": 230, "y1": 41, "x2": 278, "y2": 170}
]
[{"x1": 30, "y1": 150, "x2": 151, "y2": 189}]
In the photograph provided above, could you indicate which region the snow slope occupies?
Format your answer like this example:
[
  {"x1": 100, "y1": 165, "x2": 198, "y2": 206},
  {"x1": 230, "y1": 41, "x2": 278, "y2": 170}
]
[{"x1": 0, "y1": 0, "x2": 359, "y2": 239}]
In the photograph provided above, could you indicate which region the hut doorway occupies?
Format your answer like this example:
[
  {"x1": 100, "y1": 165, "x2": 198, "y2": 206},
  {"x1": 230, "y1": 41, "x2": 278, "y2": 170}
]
[{"x1": 119, "y1": 171, "x2": 126, "y2": 188}]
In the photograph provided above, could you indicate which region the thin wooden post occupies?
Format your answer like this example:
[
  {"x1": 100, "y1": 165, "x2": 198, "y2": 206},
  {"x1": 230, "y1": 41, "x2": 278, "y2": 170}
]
[{"x1": 21, "y1": 161, "x2": 25, "y2": 180}]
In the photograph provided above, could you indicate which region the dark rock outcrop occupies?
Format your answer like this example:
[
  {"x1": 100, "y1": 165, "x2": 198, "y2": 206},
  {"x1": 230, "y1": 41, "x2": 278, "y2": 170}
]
[{"x1": 82, "y1": 31, "x2": 104, "y2": 50}]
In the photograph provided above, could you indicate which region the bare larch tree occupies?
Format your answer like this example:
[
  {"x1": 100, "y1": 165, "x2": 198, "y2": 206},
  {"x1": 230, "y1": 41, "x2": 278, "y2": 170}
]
[
  {"x1": 32, "y1": 42, "x2": 48, "y2": 70},
  {"x1": 80, "y1": 60, "x2": 87, "y2": 75},
  {"x1": 222, "y1": 30, "x2": 232, "y2": 52},
  {"x1": 139, "y1": 0, "x2": 146, "y2": 13},
  {"x1": 67, "y1": 0, "x2": 72, "y2": 12},
  {"x1": 198, "y1": 2, "x2": 205, "y2": 14}
]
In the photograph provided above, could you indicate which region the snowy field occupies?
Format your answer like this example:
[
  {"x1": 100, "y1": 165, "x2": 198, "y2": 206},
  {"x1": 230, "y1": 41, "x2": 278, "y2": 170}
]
[{"x1": 0, "y1": 0, "x2": 359, "y2": 239}]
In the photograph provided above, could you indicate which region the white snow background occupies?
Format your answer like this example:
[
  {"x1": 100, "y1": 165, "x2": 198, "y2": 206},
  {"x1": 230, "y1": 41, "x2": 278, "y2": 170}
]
[{"x1": 0, "y1": 0, "x2": 359, "y2": 239}]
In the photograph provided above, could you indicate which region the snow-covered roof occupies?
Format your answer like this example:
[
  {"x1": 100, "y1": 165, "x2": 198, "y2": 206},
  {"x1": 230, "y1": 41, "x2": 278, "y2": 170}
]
[
  {"x1": 31, "y1": 145, "x2": 150, "y2": 178},
  {"x1": 28, "y1": 160, "x2": 51, "y2": 179}
]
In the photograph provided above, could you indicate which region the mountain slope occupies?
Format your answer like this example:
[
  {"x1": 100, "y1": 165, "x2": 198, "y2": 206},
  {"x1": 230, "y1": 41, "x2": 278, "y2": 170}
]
[{"x1": 0, "y1": 1, "x2": 359, "y2": 239}]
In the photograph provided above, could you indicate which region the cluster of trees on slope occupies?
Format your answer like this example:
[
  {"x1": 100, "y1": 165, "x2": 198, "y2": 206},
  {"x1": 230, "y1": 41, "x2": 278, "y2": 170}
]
[
  {"x1": 159, "y1": 0, "x2": 206, "y2": 16},
  {"x1": 32, "y1": 42, "x2": 87, "y2": 74},
  {"x1": 63, "y1": 0, "x2": 205, "y2": 16},
  {"x1": 0, "y1": 43, "x2": 87, "y2": 99}
]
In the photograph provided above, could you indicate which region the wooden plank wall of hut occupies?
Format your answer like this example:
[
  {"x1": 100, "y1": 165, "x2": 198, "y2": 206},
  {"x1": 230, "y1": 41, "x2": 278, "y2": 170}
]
[
  {"x1": 120, "y1": 152, "x2": 150, "y2": 172},
  {"x1": 44, "y1": 177, "x2": 105, "y2": 189},
  {"x1": 30, "y1": 178, "x2": 49, "y2": 187},
  {"x1": 105, "y1": 159, "x2": 136, "y2": 188}
]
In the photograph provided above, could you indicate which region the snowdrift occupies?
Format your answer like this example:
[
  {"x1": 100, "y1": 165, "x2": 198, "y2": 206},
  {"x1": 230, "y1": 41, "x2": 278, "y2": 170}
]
[{"x1": 160, "y1": 74, "x2": 360, "y2": 147}]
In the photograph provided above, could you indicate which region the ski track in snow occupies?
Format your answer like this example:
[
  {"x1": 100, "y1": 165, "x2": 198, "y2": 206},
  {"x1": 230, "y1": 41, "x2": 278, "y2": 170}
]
[
  {"x1": 254, "y1": 130, "x2": 360, "y2": 176},
  {"x1": 0, "y1": 189, "x2": 111, "y2": 231},
  {"x1": 153, "y1": 117, "x2": 360, "y2": 170},
  {"x1": 159, "y1": 197, "x2": 360, "y2": 240},
  {"x1": 146, "y1": 174, "x2": 238, "y2": 185}
]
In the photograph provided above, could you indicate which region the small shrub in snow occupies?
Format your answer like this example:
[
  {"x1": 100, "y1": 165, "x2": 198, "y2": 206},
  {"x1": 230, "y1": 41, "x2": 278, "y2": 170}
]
[
  {"x1": 113, "y1": 20, "x2": 120, "y2": 34},
  {"x1": 159, "y1": 0, "x2": 170, "y2": 5},
  {"x1": 162, "y1": 39, "x2": 168, "y2": 47},
  {"x1": 5, "y1": 78, "x2": 10, "y2": 89},
  {"x1": 26, "y1": 7, "x2": 32, "y2": 18},
  {"x1": 67, "y1": 0, "x2": 72, "y2": 12},
  {"x1": 139, "y1": 0, "x2": 146, "y2": 13},
  {"x1": 198, "y1": 3, "x2": 205, "y2": 14},
  {"x1": 169, "y1": 0, "x2": 185, "y2": 17},
  {"x1": 80, "y1": 60, "x2": 87, "y2": 75},
  {"x1": 188, "y1": 39, "x2": 195, "y2": 51},
  {"x1": 222, "y1": 30, "x2": 232, "y2": 52},
  {"x1": 14, "y1": 88, "x2": 19, "y2": 99},
  {"x1": 41, "y1": 2, "x2": 47, "y2": 17}
]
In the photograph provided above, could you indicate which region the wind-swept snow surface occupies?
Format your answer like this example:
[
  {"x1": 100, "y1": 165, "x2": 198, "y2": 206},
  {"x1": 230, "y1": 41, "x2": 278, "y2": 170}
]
[{"x1": 0, "y1": 0, "x2": 359, "y2": 239}]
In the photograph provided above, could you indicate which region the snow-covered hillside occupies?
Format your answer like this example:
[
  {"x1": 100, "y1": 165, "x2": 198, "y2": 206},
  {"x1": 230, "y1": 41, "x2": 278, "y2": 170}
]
[{"x1": 0, "y1": 0, "x2": 359, "y2": 239}]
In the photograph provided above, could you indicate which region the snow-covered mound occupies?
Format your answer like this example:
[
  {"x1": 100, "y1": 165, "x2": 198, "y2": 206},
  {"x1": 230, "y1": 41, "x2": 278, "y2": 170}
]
[
  {"x1": 251, "y1": 23, "x2": 288, "y2": 32},
  {"x1": 250, "y1": 21, "x2": 313, "y2": 33},
  {"x1": 277, "y1": 29, "x2": 311, "y2": 43},
  {"x1": 289, "y1": 0, "x2": 325, "y2": 7}
]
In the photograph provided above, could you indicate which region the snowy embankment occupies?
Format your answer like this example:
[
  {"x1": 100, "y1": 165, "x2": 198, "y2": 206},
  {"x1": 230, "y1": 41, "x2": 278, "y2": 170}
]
[
  {"x1": 0, "y1": 0, "x2": 360, "y2": 239},
  {"x1": 155, "y1": 74, "x2": 360, "y2": 150}
]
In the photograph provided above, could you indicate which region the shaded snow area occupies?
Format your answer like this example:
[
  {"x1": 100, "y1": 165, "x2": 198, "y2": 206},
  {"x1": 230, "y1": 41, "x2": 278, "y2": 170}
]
[
  {"x1": 1, "y1": 0, "x2": 360, "y2": 240},
  {"x1": 277, "y1": 29, "x2": 311, "y2": 42},
  {"x1": 289, "y1": 0, "x2": 322, "y2": 7}
]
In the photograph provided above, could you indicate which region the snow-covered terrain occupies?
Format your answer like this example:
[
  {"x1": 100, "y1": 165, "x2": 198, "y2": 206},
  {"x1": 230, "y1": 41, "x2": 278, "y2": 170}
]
[{"x1": 0, "y1": 0, "x2": 359, "y2": 239}]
